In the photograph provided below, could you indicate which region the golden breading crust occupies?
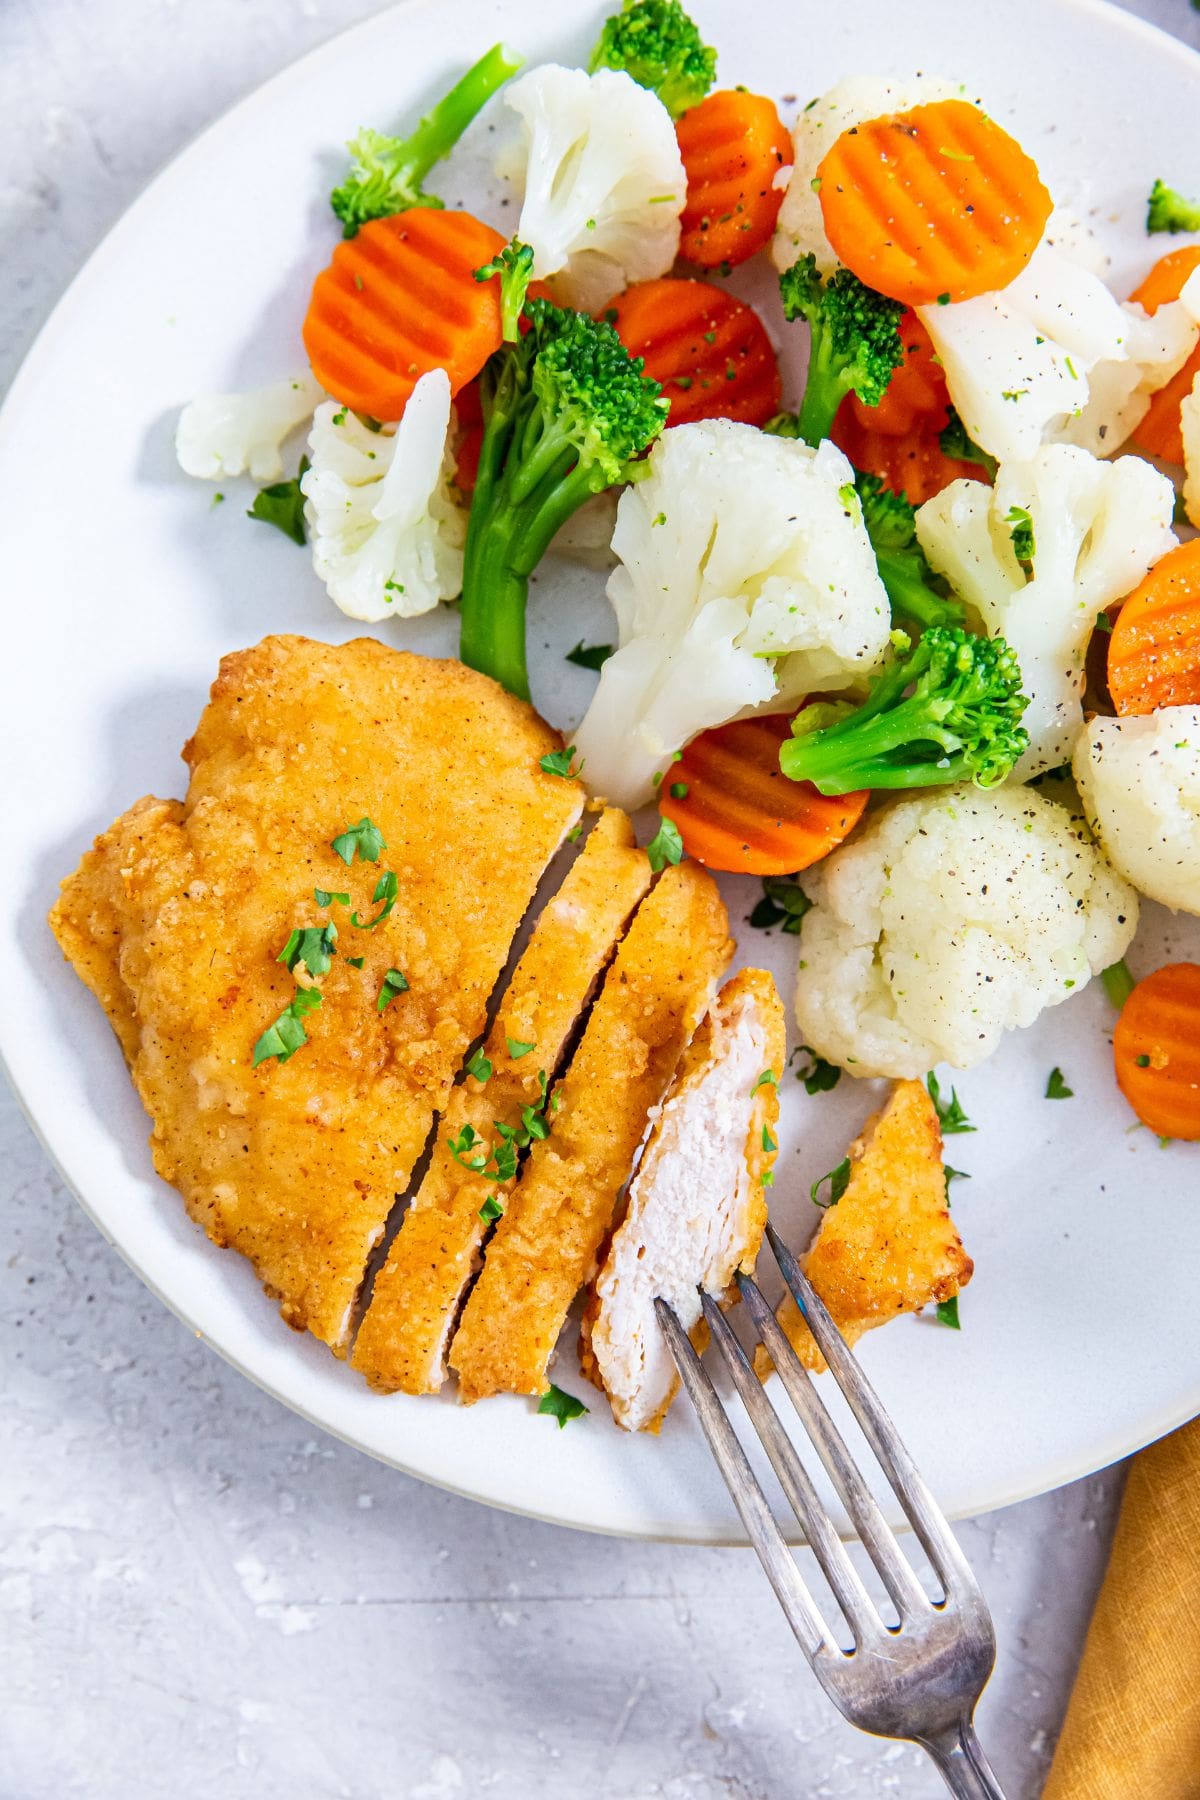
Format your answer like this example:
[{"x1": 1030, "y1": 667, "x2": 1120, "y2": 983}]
[
  {"x1": 581, "y1": 967, "x2": 787, "y2": 1433},
  {"x1": 759, "y1": 1077, "x2": 973, "y2": 1376},
  {"x1": 351, "y1": 809, "x2": 652, "y2": 1394},
  {"x1": 49, "y1": 636, "x2": 582, "y2": 1352},
  {"x1": 448, "y1": 861, "x2": 734, "y2": 1403}
]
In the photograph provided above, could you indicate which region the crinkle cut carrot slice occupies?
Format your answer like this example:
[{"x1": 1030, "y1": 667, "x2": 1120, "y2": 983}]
[
  {"x1": 601, "y1": 278, "x2": 781, "y2": 427},
  {"x1": 1130, "y1": 247, "x2": 1200, "y2": 465},
  {"x1": 1113, "y1": 962, "x2": 1200, "y2": 1142},
  {"x1": 676, "y1": 89, "x2": 793, "y2": 269},
  {"x1": 832, "y1": 401, "x2": 989, "y2": 506},
  {"x1": 1107, "y1": 539, "x2": 1200, "y2": 716}
]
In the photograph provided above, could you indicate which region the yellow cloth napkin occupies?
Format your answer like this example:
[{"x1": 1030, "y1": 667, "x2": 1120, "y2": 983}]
[{"x1": 1043, "y1": 1418, "x2": 1200, "y2": 1799}]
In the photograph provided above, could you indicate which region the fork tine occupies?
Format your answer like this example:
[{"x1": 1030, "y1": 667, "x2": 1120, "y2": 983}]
[
  {"x1": 653, "y1": 1299, "x2": 836, "y2": 1659},
  {"x1": 738, "y1": 1273, "x2": 930, "y2": 1621},
  {"x1": 765, "y1": 1223, "x2": 984, "y2": 1601},
  {"x1": 699, "y1": 1294, "x2": 885, "y2": 1645}
]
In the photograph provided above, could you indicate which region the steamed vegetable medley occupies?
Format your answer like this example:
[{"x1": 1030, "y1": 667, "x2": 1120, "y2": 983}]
[{"x1": 175, "y1": 0, "x2": 1200, "y2": 1141}]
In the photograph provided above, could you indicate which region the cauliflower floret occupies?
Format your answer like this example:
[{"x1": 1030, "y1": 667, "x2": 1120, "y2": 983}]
[
  {"x1": 1072, "y1": 708, "x2": 1200, "y2": 915},
  {"x1": 794, "y1": 786, "x2": 1139, "y2": 1078},
  {"x1": 301, "y1": 369, "x2": 464, "y2": 621},
  {"x1": 916, "y1": 445, "x2": 1176, "y2": 778},
  {"x1": 1058, "y1": 270, "x2": 1200, "y2": 458},
  {"x1": 1182, "y1": 369, "x2": 1200, "y2": 527},
  {"x1": 503, "y1": 65, "x2": 685, "y2": 312},
  {"x1": 572, "y1": 420, "x2": 891, "y2": 807},
  {"x1": 176, "y1": 371, "x2": 323, "y2": 482},
  {"x1": 771, "y1": 74, "x2": 962, "y2": 276}
]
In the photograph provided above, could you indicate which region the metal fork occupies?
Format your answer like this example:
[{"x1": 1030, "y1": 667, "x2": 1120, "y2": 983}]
[{"x1": 655, "y1": 1221, "x2": 1004, "y2": 1798}]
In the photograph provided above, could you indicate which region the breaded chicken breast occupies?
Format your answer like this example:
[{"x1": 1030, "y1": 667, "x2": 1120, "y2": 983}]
[
  {"x1": 352, "y1": 808, "x2": 652, "y2": 1394},
  {"x1": 49, "y1": 636, "x2": 582, "y2": 1351},
  {"x1": 583, "y1": 968, "x2": 786, "y2": 1433},
  {"x1": 759, "y1": 1078, "x2": 973, "y2": 1375},
  {"x1": 449, "y1": 862, "x2": 733, "y2": 1404}
]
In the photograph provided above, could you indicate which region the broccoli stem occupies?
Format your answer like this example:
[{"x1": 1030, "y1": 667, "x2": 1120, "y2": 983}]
[
  {"x1": 875, "y1": 548, "x2": 965, "y2": 631},
  {"x1": 404, "y1": 44, "x2": 523, "y2": 186},
  {"x1": 459, "y1": 522, "x2": 534, "y2": 700},
  {"x1": 795, "y1": 329, "x2": 849, "y2": 448},
  {"x1": 783, "y1": 692, "x2": 965, "y2": 792}
]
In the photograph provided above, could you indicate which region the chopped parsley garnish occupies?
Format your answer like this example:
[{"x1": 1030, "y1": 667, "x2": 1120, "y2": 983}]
[
  {"x1": 762, "y1": 1125, "x2": 777, "y2": 1154},
  {"x1": 352, "y1": 870, "x2": 398, "y2": 929},
  {"x1": 506, "y1": 1037, "x2": 536, "y2": 1060},
  {"x1": 347, "y1": 956, "x2": 365, "y2": 969},
  {"x1": 277, "y1": 922, "x2": 338, "y2": 979},
  {"x1": 792, "y1": 1044, "x2": 841, "y2": 1095},
  {"x1": 751, "y1": 1068, "x2": 779, "y2": 1095},
  {"x1": 314, "y1": 887, "x2": 351, "y2": 908},
  {"x1": 565, "y1": 641, "x2": 614, "y2": 672},
  {"x1": 447, "y1": 1123, "x2": 489, "y2": 1172},
  {"x1": 252, "y1": 987, "x2": 322, "y2": 1068},
  {"x1": 247, "y1": 456, "x2": 310, "y2": 546},
  {"x1": 645, "y1": 818, "x2": 684, "y2": 872},
  {"x1": 668, "y1": 781, "x2": 689, "y2": 800},
  {"x1": 935, "y1": 1296, "x2": 961, "y2": 1330},
  {"x1": 566, "y1": 825, "x2": 583, "y2": 843},
  {"x1": 748, "y1": 872, "x2": 811, "y2": 934},
  {"x1": 539, "y1": 746, "x2": 580, "y2": 778},
  {"x1": 1006, "y1": 504, "x2": 1036, "y2": 571},
  {"x1": 811, "y1": 1156, "x2": 851, "y2": 1209},
  {"x1": 1045, "y1": 1066, "x2": 1074, "y2": 1100},
  {"x1": 537, "y1": 1383, "x2": 589, "y2": 1428},
  {"x1": 479, "y1": 1194, "x2": 504, "y2": 1224},
  {"x1": 1102, "y1": 959, "x2": 1135, "y2": 1008},
  {"x1": 926, "y1": 1071, "x2": 976, "y2": 1135},
  {"x1": 376, "y1": 968, "x2": 409, "y2": 1011},
  {"x1": 332, "y1": 816, "x2": 387, "y2": 865},
  {"x1": 1094, "y1": 611, "x2": 1113, "y2": 636},
  {"x1": 944, "y1": 1165, "x2": 969, "y2": 1204},
  {"x1": 467, "y1": 1048, "x2": 493, "y2": 1083},
  {"x1": 1137, "y1": 1054, "x2": 1151, "y2": 1068}
]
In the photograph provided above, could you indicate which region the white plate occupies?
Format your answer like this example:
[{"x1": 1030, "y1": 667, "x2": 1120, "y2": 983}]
[{"x1": 3, "y1": 0, "x2": 1199, "y2": 1544}]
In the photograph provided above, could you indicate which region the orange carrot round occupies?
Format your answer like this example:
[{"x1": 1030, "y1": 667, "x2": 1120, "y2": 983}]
[
  {"x1": 601, "y1": 278, "x2": 781, "y2": 427},
  {"x1": 1113, "y1": 962, "x2": 1200, "y2": 1142},
  {"x1": 676, "y1": 89, "x2": 793, "y2": 269},
  {"x1": 817, "y1": 99, "x2": 1053, "y2": 307},
  {"x1": 303, "y1": 209, "x2": 505, "y2": 420},
  {"x1": 659, "y1": 713, "x2": 868, "y2": 876},
  {"x1": 831, "y1": 402, "x2": 988, "y2": 505},
  {"x1": 1107, "y1": 539, "x2": 1200, "y2": 716},
  {"x1": 1130, "y1": 247, "x2": 1200, "y2": 466},
  {"x1": 847, "y1": 309, "x2": 950, "y2": 437}
]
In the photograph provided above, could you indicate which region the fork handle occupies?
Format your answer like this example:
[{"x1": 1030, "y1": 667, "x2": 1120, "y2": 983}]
[{"x1": 920, "y1": 1719, "x2": 1006, "y2": 1798}]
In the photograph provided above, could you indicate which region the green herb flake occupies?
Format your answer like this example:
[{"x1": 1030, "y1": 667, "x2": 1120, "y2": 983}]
[
  {"x1": 762, "y1": 1125, "x2": 777, "y2": 1154},
  {"x1": 537, "y1": 1384, "x2": 589, "y2": 1428},
  {"x1": 347, "y1": 956, "x2": 365, "y2": 969},
  {"x1": 749, "y1": 872, "x2": 811, "y2": 934},
  {"x1": 376, "y1": 968, "x2": 409, "y2": 1011},
  {"x1": 252, "y1": 987, "x2": 323, "y2": 1068},
  {"x1": 792, "y1": 1044, "x2": 841, "y2": 1095},
  {"x1": 565, "y1": 641, "x2": 614, "y2": 672},
  {"x1": 447, "y1": 1123, "x2": 488, "y2": 1172},
  {"x1": 565, "y1": 825, "x2": 583, "y2": 843},
  {"x1": 752, "y1": 1068, "x2": 780, "y2": 1095},
  {"x1": 277, "y1": 922, "x2": 338, "y2": 979},
  {"x1": 936, "y1": 1296, "x2": 961, "y2": 1330},
  {"x1": 467, "y1": 1048, "x2": 493, "y2": 1083},
  {"x1": 331, "y1": 816, "x2": 387, "y2": 865},
  {"x1": 1095, "y1": 611, "x2": 1113, "y2": 636},
  {"x1": 1102, "y1": 960, "x2": 1136, "y2": 1009},
  {"x1": 352, "y1": 869, "x2": 399, "y2": 930},
  {"x1": 1045, "y1": 1066, "x2": 1074, "y2": 1100},
  {"x1": 506, "y1": 1037, "x2": 536, "y2": 1060},
  {"x1": 944, "y1": 1165, "x2": 969, "y2": 1203},
  {"x1": 539, "y1": 746, "x2": 579, "y2": 778},
  {"x1": 1137, "y1": 1054, "x2": 1151, "y2": 1068},
  {"x1": 1006, "y1": 504, "x2": 1036, "y2": 569},
  {"x1": 926, "y1": 1071, "x2": 976, "y2": 1135},
  {"x1": 668, "y1": 781, "x2": 689, "y2": 800},
  {"x1": 247, "y1": 456, "x2": 310, "y2": 546},
  {"x1": 479, "y1": 1194, "x2": 504, "y2": 1224},
  {"x1": 811, "y1": 1155, "x2": 851, "y2": 1209},
  {"x1": 314, "y1": 887, "x2": 351, "y2": 908},
  {"x1": 645, "y1": 818, "x2": 684, "y2": 872}
]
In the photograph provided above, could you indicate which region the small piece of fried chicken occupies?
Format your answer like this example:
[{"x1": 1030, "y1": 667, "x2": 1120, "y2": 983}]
[
  {"x1": 760, "y1": 1078, "x2": 972, "y2": 1375},
  {"x1": 352, "y1": 808, "x2": 652, "y2": 1394},
  {"x1": 449, "y1": 861, "x2": 734, "y2": 1404},
  {"x1": 583, "y1": 968, "x2": 787, "y2": 1433},
  {"x1": 49, "y1": 636, "x2": 582, "y2": 1352}
]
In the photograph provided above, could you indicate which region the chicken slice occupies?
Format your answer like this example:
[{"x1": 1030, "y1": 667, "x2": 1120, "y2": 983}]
[
  {"x1": 582, "y1": 968, "x2": 786, "y2": 1433},
  {"x1": 758, "y1": 1078, "x2": 972, "y2": 1376},
  {"x1": 49, "y1": 635, "x2": 582, "y2": 1352},
  {"x1": 351, "y1": 808, "x2": 652, "y2": 1393},
  {"x1": 449, "y1": 861, "x2": 733, "y2": 1403}
]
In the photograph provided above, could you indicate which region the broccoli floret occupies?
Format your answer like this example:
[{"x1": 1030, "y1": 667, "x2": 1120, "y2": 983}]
[
  {"x1": 939, "y1": 407, "x2": 999, "y2": 480},
  {"x1": 779, "y1": 626, "x2": 1029, "y2": 794},
  {"x1": 331, "y1": 44, "x2": 523, "y2": 236},
  {"x1": 1146, "y1": 177, "x2": 1200, "y2": 237},
  {"x1": 779, "y1": 254, "x2": 905, "y2": 447},
  {"x1": 474, "y1": 238, "x2": 535, "y2": 342},
  {"x1": 588, "y1": 0, "x2": 716, "y2": 117},
  {"x1": 854, "y1": 473, "x2": 965, "y2": 632},
  {"x1": 459, "y1": 298, "x2": 669, "y2": 699}
]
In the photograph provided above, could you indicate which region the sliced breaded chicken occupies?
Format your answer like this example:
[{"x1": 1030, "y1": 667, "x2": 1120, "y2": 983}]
[
  {"x1": 582, "y1": 968, "x2": 786, "y2": 1433},
  {"x1": 351, "y1": 808, "x2": 652, "y2": 1394},
  {"x1": 449, "y1": 861, "x2": 734, "y2": 1403},
  {"x1": 49, "y1": 636, "x2": 582, "y2": 1352},
  {"x1": 759, "y1": 1078, "x2": 972, "y2": 1376}
]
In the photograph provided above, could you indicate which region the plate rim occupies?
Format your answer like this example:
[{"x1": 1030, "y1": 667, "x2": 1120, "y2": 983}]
[{"x1": 4, "y1": 0, "x2": 1200, "y2": 1543}]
